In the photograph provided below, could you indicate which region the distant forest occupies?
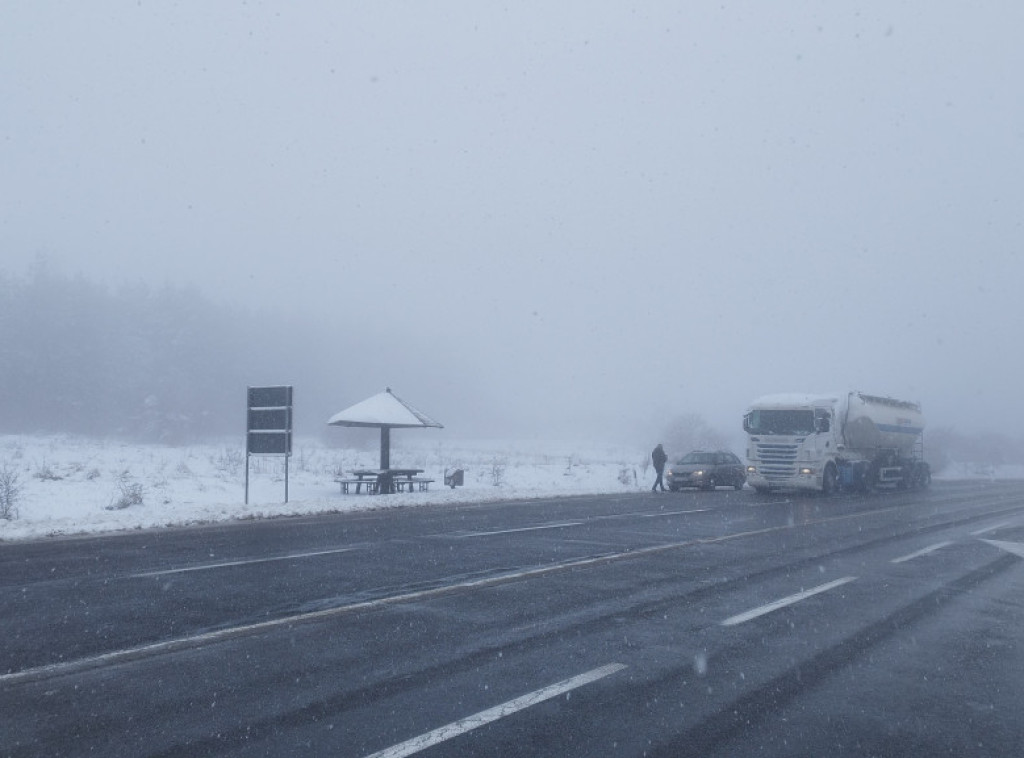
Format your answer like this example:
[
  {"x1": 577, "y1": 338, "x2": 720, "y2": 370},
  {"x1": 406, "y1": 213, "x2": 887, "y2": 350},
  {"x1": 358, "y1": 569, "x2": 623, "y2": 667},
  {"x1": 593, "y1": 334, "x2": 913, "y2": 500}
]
[
  {"x1": 3, "y1": 264, "x2": 1021, "y2": 465},
  {"x1": 1, "y1": 264, "x2": 263, "y2": 441},
  {"x1": 0, "y1": 262, "x2": 427, "y2": 443}
]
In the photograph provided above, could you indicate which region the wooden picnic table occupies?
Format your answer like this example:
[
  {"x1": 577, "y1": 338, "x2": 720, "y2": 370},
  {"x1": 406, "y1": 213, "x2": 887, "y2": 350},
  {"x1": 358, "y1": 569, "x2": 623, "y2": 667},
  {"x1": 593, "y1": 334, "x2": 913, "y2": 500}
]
[{"x1": 337, "y1": 468, "x2": 432, "y2": 494}]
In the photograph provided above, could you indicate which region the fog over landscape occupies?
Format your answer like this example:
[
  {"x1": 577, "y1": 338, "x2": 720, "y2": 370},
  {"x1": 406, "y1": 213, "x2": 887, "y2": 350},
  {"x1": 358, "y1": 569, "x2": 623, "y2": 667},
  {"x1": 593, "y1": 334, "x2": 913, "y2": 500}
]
[{"x1": 3, "y1": 3, "x2": 1023, "y2": 450}]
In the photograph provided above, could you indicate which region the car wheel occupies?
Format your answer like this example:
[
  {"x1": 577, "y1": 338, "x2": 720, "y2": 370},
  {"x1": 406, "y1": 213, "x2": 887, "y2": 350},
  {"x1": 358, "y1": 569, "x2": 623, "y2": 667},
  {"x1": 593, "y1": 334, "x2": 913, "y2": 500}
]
[
  {"x1": 702, "y1": 476, "x2": 716, "y2": 491},
  {"x1": 733, "y1": 480, "x2": 744, "y2": 491}
]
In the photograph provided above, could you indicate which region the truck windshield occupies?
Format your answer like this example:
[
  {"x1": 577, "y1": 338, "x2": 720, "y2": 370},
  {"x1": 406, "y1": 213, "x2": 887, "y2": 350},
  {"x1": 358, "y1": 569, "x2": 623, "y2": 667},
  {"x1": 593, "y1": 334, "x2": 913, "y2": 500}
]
[{"x1": 745, "y1": 409, "x2": 815, "y2": 435}]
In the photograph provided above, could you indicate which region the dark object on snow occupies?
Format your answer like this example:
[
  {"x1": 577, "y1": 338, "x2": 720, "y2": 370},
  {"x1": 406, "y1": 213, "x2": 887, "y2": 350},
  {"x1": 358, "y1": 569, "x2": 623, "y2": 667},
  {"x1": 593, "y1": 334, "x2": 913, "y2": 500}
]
[
  {"x1": 444, "y1": 468, "x2": 464, "y2": 488},
  {"x1": 651, "y1": 443, "x2": 668, "y2": 491}
]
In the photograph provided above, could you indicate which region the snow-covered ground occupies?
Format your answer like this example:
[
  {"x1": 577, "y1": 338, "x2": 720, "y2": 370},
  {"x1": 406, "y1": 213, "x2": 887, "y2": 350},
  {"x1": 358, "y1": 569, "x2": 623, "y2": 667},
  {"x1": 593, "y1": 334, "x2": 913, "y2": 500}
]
[
  {"x1": 0, "y1": 434, "x2": 648, "y2": 541},
  {"x1": 1, "y1": 434, "x2": 1020, "y2": 543}
]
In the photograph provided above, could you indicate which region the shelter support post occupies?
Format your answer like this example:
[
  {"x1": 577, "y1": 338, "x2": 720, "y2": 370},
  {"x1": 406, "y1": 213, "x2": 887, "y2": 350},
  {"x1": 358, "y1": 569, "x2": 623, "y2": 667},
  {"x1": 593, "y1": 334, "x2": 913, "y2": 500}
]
[{"x1": 380, "y1": 427, "x2": 390, "y2": 469}]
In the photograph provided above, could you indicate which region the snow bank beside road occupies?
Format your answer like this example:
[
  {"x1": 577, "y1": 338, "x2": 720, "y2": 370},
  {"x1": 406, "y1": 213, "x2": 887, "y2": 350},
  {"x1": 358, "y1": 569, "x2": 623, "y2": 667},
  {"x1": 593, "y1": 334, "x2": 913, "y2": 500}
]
[
  {"x1": 0, "y1": 435, "x2": 645, "y2": 541},
  {"x1": 2, "y1": 434, "x2": 1010, "y2": 543}
]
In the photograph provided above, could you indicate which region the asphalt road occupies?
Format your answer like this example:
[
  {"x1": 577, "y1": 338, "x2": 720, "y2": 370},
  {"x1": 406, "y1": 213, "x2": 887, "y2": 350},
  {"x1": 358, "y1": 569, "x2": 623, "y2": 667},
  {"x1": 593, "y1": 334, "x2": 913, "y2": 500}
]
[{"x1": 3, "y1": 481, "x2": 1024, "y2": 757}]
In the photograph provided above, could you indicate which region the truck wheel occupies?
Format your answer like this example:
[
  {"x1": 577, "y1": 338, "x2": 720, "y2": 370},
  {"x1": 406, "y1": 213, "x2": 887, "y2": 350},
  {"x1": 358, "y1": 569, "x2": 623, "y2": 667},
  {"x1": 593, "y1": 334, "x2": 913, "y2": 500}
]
[
  {"x1": 822, "y1": 463, "x2": 838, "y2": 495},
  {"x1": 862, "y1": 463, "x2": 878, "y2": 493},
  {"x1": 916, "y1": 463, "x2": 932, "y2": 489}
]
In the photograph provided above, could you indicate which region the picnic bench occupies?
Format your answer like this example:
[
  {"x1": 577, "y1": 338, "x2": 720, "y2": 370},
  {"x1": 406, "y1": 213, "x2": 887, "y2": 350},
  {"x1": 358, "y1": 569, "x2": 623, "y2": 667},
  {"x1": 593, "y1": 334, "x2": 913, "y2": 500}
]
[
  {"x1": 394, "y1": 477, "x2": 435, "y2": 492},
  {"x1": 334, "y1": 471, "x2": 380, "y2": 494}
]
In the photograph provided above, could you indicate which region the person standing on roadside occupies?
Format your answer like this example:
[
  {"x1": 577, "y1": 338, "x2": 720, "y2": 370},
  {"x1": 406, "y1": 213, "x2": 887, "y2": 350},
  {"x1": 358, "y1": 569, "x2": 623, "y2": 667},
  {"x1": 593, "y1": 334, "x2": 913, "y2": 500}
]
[{"x1": 651, "y1": 443, "x2": 667, "y2": 491}]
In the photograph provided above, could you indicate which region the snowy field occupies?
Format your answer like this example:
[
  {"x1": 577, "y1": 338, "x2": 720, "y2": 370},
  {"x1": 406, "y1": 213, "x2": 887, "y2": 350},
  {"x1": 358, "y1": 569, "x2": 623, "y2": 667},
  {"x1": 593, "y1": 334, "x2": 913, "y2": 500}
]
[
  {"x1": 1, "y1": 434, "x2": 1020, "y2": 543},
  {"x1": 0, "y1": 434, "x2": 649, "y2": 542}
]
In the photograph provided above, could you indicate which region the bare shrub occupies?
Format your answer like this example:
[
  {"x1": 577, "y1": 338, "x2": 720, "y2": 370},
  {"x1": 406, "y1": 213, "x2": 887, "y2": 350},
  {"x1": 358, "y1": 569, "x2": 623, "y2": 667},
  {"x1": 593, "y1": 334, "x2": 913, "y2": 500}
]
[
  {"x1": 108, "y1": 471, "x2": 145, "y2": 510},
  {"x1": 490, "y1": 458, "x2": 506, "y2": 487},
  {"x1": 33, "y1": 462, "x2": 63, "y2": 481},
  {"x1": 661, "y1": 413, "x2": 730, "y2": 456},
  {"x1": 0, "y1": 464, "x2": 21, "y2": 520},
  {"x1": 214, "y1": 448, "x2": 245, "y2": 475}
]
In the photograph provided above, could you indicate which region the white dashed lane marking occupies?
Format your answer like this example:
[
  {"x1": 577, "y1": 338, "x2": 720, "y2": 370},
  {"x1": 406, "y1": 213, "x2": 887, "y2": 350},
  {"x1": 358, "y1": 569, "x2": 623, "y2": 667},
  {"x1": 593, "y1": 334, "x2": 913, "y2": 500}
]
[
  {"x1": 890, "y1": 541, "x2": 955, "y2": 564},
  {"x1": 362, "y1": 663, "x2": 627, "y2": 758},
  {"x1": 721, "y1": 577, "x2": 857, "y2": 627}
]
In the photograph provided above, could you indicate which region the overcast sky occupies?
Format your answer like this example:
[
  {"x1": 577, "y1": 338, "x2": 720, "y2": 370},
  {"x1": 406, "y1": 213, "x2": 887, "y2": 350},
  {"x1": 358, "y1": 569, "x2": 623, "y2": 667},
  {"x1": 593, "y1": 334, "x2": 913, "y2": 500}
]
[{"x1": 2, "y1": 2, "x2": 1023, "y2": 444}]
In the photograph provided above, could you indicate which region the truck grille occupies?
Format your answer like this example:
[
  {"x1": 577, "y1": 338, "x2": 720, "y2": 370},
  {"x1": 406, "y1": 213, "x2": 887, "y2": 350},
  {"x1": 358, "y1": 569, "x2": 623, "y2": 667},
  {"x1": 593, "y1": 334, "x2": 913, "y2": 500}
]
[{"x1": 755, "y1": 442, "x2": 799, "y2": 480}]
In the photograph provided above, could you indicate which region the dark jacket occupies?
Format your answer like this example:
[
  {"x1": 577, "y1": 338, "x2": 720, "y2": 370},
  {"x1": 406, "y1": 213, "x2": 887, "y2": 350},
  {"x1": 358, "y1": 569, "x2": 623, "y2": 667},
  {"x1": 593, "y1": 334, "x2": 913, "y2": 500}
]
[{"x1": 652, "y1": 445, "x2": 667, "y2": 471}]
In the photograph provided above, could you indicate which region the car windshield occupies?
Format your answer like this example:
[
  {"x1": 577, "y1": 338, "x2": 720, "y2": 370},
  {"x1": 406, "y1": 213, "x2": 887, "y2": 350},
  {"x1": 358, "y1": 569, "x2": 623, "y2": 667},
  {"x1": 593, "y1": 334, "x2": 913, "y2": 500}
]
[{"x1": 678, "y1": 452, "x2": 714, "y2": 465}]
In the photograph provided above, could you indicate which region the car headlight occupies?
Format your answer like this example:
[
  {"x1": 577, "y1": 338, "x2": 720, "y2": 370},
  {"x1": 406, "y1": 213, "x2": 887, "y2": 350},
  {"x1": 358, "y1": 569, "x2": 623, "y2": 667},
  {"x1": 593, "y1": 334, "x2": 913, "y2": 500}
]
[{"x1": 693, "y1": 469, "x2": 704, "y2": 477}]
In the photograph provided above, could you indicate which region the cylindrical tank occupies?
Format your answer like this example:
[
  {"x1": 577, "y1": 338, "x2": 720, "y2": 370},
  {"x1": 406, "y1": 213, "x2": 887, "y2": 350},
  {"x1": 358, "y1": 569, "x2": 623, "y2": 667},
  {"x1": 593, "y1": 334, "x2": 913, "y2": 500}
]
[{"x1": 842, "y1": 392, "x2": 924, "y2": 455}]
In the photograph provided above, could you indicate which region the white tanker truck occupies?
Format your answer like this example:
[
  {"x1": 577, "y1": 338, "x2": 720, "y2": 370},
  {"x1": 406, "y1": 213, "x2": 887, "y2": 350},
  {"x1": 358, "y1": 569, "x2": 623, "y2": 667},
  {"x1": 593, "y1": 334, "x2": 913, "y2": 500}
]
[{"x1": 743, "y1": 391, "x2": 931, "y2": 494}]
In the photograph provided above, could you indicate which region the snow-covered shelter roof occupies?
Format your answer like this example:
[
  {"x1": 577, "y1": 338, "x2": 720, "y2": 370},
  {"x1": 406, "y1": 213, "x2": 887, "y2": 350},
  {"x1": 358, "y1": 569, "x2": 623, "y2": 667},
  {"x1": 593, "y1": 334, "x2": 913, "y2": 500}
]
[{"x1": 326, "y1": 388, "x2": 443, "y2": 429}]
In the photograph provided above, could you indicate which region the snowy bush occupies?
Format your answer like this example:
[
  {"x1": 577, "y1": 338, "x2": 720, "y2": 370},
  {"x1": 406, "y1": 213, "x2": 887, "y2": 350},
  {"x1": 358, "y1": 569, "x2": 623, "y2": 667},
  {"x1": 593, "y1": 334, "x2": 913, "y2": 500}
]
[
  {"x1": 108, "y1": 471, "x2": 145, "y2": 510},
  {"x1": 0, "y1": 463, "x2": 21, "y2": 519},
  {"x1": 33, "y1": 461, "x2": 63, "y2": 481},
  {"x1": 490, "y1": 458, "x2": 506, "y2": 487},
  {"x1": 214, "y1": 448, "x2": 245, "y2": 475}
]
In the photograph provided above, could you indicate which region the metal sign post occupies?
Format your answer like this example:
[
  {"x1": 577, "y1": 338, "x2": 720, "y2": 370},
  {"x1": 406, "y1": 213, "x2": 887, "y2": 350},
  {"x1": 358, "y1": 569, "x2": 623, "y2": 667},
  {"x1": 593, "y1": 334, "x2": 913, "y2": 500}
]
[{"x1": 245, "y1": 385, "x2": 293, "y2": 504}]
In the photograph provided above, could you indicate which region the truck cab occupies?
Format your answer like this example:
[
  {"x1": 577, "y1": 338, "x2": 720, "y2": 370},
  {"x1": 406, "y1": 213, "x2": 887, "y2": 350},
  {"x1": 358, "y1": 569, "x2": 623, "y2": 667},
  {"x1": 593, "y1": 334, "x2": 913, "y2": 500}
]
[{"x1": 743, "y1": 394, "x2": 841, "y2": 494}]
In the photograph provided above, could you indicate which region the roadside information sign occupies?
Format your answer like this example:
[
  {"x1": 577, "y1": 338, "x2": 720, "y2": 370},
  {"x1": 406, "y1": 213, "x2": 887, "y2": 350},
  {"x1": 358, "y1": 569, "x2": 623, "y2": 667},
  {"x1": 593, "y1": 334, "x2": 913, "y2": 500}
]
[{"x1": 245, "y1": 385, "x2": 293, "y2": 503}]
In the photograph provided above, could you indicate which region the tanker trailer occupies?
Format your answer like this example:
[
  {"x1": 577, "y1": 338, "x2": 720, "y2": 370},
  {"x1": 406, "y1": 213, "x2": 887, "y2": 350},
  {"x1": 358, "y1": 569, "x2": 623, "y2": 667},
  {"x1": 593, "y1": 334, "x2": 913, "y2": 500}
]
[{"x1": 743, "y1": 391, "x2": 930, "y2": 494}]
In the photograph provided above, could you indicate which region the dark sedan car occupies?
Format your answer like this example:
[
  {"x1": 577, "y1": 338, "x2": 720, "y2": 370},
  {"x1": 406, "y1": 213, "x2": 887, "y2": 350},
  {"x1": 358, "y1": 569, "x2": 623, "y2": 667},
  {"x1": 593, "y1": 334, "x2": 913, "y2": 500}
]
[{"x1": 665, "y1": 450, "x2": 746, "y2": 491}]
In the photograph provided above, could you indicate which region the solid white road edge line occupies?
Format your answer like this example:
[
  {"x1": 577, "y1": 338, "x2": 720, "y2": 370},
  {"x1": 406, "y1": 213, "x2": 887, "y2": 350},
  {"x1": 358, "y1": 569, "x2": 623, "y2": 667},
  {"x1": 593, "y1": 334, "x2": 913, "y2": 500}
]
[
  {"x1": 890, "y1": 541, "x2": 955, "y2": 564},
  {"x1": 361, "y1": 663, "x2": 627, "y2": 758},
  {"x1": 131, "y1": 547, "x2": 358, "y2": 577},
  {"x1": 721, "y1": 577, "x2": 857, "y2": 627},
  {"x1": 456, "y1": 510, "x2": 710, "y2": 537},
  {"x1": 457, "y1": 522, "x2": 584, "y2": 537},
  {"x1": 635, "y1": 509, "x2": 710, "y2": 518}
]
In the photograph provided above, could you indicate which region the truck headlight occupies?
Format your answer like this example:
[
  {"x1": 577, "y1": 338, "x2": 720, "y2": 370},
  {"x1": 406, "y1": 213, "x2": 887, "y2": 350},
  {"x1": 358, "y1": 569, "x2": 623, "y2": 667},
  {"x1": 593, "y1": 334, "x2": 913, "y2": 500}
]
[
  {"x1": 799, "y1": 467, "x2": 814, "y2": 476},
  {"x1": 747, "y1": 466, "x2": 757, "y2": 474}
]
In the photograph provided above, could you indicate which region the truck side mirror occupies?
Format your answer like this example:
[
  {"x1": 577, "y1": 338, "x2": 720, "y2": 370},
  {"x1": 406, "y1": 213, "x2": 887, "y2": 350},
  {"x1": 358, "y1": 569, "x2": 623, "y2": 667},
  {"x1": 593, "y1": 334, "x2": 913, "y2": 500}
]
[{"x1": 816, "y1": 417, "x2": 830, "y2": 433}]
